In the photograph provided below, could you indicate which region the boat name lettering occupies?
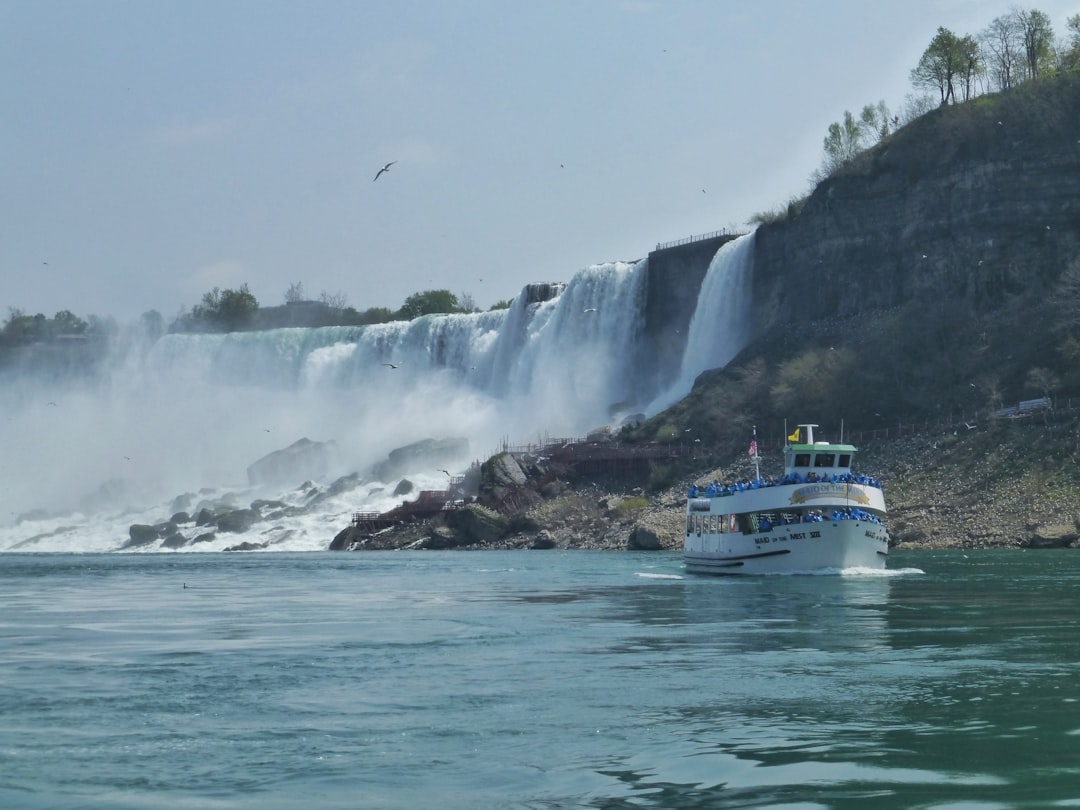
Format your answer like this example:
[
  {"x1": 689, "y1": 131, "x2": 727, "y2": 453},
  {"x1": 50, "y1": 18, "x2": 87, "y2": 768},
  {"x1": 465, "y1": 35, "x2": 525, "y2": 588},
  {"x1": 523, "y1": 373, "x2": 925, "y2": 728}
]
[
  {"x1": 789, "y1": 532, "x2": 806, "y2": 540},
  {"x1": 810, "y1": 531, "x2": 821, "y2": 538},
  {"x1": 689, "y1": 499, "x2": 711, "y2": 512},
  {"x1": 789, "y1": 483, "x2": 870, "y2": 505}
]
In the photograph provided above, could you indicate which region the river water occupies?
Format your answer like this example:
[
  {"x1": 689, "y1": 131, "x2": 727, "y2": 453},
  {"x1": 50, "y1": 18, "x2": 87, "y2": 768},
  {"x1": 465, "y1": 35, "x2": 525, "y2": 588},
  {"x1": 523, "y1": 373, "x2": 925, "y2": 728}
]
[{"x1": 2, "y1": 549, "x2": 1078, "y2": 809}]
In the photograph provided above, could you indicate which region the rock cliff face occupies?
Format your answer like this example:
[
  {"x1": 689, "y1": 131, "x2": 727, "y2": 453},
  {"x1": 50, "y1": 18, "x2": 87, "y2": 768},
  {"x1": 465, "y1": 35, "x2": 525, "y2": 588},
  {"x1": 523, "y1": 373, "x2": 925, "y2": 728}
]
[{"x1": 751, "y1": 73, "x2": 1080, "y2": 333}]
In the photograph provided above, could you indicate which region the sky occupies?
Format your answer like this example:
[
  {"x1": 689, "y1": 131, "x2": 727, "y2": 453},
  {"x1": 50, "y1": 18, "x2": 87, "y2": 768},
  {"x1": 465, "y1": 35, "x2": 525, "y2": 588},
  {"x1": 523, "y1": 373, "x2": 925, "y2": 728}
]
[{"x1": 3, "y1": 0, "x2": 1078, "y2": 324}]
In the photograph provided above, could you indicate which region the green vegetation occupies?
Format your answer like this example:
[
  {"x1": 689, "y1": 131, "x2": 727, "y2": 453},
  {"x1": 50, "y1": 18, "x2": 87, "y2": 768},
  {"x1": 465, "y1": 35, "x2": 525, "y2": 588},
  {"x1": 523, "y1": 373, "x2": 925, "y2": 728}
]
[
  {"x1": 814, "y1": 5, "x2": 1073, "y2": 182},
  {"x1": 613, "y1": 496, "x2": 649, "y2": 515}
]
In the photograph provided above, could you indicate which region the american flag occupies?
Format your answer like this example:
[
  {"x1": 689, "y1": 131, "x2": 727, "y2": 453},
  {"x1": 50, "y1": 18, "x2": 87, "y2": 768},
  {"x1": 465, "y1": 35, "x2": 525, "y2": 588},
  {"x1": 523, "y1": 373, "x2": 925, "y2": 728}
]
[{"x1": 748, "y1": 439, "x2": 758, "y2": 457}]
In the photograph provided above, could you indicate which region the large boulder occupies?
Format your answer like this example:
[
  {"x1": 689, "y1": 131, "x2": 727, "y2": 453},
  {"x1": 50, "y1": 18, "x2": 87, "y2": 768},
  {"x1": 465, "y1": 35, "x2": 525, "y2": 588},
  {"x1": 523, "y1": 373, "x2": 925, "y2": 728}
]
[
  {"x1": 626, "y1": 525, "x2": 663, "y2": 551},
  {"x1": 445, "y1": 505, "x2": 509, "y2": 546},
  {"x1": 125, "y1": 523, "x2": 160, "y2": 548},
  {"x1": 247, "y1": 438, "x2": 335, "y2": 487},
  {"x1": 372, "y1": 437, "x2": 469, "y2": 481},
  {"x1": 1025, "y1": 523, "x2": 1078, "y2": 548},
  {"x1": 215, "y1": 508, "x2": 259, "y2": 534}
]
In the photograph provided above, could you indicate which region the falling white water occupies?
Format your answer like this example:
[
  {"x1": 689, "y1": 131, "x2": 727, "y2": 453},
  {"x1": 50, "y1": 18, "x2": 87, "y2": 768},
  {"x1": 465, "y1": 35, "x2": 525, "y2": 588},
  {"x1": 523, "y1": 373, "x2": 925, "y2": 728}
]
[
  {"x1": 649, "y1": 231, "x2": 756, "y2": 412},
  {"x1": 0, "y1": 259, "x2": 650, "y2": 551}
]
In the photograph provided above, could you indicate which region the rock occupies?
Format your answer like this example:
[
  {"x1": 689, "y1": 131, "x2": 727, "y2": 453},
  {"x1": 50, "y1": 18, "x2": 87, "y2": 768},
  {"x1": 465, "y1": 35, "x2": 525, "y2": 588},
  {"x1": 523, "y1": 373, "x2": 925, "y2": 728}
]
[
  {"x1": 223, "y1": 541, "x2": 267, "y2": 552},
  {"x1": 161, "y1": 531, "x2": 187, "y2": 549},
  {"x1": 372, "y1": 437, "x2": 469, "y2": 481},
  {"x1": 247, "y1": 438, "x2": 335, "y2": 487},
  {"x1": 541, "y1": 480, "x2": 567, "y2": 498},
  {"x1": 626, "y1": 525, "x2": 662, "y2": 550},
  {"x1": 445, "y1": 505, "x2": 509, "y2": 546},
  {"x1": 191, "y1": 531, "x2": 216, "y2": 544},
  {"x1": 215, "y1": 508, "x2": 259, "y2": 534},
  {"x1": 1026, "y1": 524, "x2": 1078, "y2": 548},
  {"x1": 329, "y1": 526, "x2": 352, "y2": 551},
  {"x1": 125, "y1": 523, "x2": 160, "y2": 548},
  {"x1": 170, "y1": 511, "x2": 191, "y2": 524},
  {"x1": 394, "y1": 479, "x2": 415, "y2": 496},
  {"x1": 195, "y1": 507, "x2": 217, "y2": 526},
  {"x1": 420, "y1": 525, "x2": 469, "y2": 549},
  {"x1": 531, "y1": 530, "x2": 556, "y2": 549},
  {"x1": 487, "y1": 452, "x2": 527, "y2": 487},
  {"x1": 171, "y1": 493, "x2": 195, "y2": 513}
]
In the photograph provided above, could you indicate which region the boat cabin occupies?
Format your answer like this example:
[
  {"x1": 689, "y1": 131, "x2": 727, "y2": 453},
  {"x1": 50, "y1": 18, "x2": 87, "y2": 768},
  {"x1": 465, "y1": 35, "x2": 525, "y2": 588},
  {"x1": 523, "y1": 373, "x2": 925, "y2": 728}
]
[{"x1": 783, "y1": 424, "x2": 856, "y2": 481}]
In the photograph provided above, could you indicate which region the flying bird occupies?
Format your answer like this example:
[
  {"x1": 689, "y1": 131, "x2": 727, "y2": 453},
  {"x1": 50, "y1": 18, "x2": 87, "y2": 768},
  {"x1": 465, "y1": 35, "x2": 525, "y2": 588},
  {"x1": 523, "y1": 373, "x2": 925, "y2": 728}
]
[
  {"x1": 373, "y1": 161, "x2": 397, "y2": 181},
  {"x1": 438, "y1": 469, "x2": 451, "y2": 476},
  {"x1": 583, "y1": 308, "x2": 598, "y2": 313},
  {"x1": 382, "y1": 363, "x2": 399, "y2": 369}
]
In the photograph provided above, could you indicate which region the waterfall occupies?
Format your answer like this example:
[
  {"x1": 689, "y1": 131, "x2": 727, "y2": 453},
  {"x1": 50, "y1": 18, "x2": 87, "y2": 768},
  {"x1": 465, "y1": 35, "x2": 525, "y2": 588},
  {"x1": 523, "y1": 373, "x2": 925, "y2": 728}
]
[
  {"x1": 649, "y1": 231, "x2": 756, "y2": 412},
  {"x1": 0, "y1": 239, "x2": 761, "y2": 551},
  {"x1": 0, "y1": 259, "x2": 650, "y2": 533}
]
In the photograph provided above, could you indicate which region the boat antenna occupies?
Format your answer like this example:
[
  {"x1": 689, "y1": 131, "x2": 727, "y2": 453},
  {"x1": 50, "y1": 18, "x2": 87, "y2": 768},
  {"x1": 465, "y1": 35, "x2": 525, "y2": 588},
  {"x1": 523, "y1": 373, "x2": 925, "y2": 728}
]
[{"x1": 840, "y1": 417, "x2": 844, "y2": 444}]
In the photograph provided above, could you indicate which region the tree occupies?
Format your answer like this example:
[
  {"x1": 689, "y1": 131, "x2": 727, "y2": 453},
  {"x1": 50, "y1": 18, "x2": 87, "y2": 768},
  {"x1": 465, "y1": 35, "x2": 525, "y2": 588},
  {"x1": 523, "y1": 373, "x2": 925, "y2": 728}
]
[
  {"x1": 284, "y1": 281, "x2": 306, "y2": 303},
  {"x1": 955, "y1": 34, "x2": 983, "y2": 100},
  {"x1": 1025, "y1": 367, "x2": 1059, "y2": 399},
  {"x1": 51, "y1": 310, "x2": 88, "y2": 336},
  {"x1": 396, "y1": 289, "x2": 463, "y2": 320},
  {"x1": 457, "y1": 292, "x2": 478, "y2": 313},
  {"x1": 357, "y1": 306, "x2": 395, "y2": 325},
  {"x1": 911, "y1": 27, "x2": 966, "y2": 104},
  {"x1": 819, "y1": 110, "x2": 864, "y2": 177},
  {"x1": 981, "y1": 13, "x2": 1024, "y2": 91},
  {"x1": 1017, "y1": 8, "x2": 1054, "y2": 80},
  {"x1": 319, "y1": 290, "x2": 349, "y2": 310},
  {"x1": 1059, "y1": 13, "x2": 1080, "y2": 70},
  {"x1": 188, "y1": 284, "x2": 259, "y2": 332},
  {"x1": 858, "y1": 100, "x2": 892, "y2": 142}
]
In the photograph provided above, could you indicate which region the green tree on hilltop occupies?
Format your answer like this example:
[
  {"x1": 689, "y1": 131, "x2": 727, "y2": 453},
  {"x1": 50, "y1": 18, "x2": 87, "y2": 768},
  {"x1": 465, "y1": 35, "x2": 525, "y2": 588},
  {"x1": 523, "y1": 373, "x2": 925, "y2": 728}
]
[
  {"x1": 396, "y1": 289, "x2": 464, "y2": 320},
  {"x1": 911, "y1": 27, "x2": 982, "y2": 104},
  {"x1": 175, "y1": 284, "x2": 260, "y2": 332}
]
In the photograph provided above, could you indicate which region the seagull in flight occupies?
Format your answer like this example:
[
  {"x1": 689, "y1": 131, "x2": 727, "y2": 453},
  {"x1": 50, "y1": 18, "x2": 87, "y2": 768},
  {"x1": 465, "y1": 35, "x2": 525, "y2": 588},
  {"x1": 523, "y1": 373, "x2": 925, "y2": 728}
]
[
  {"x1": 382, "y1": 362, "x2": 399, "y2": 369},
  {"x1": 583, "y1": 307, "x2": 598, "y2": 313},
  {"x1": 438, "y1": 469, "x2": 451, "y2": 476},
  {"x1": 373, "y1": 161, "x2": 397, "y2": 181}
]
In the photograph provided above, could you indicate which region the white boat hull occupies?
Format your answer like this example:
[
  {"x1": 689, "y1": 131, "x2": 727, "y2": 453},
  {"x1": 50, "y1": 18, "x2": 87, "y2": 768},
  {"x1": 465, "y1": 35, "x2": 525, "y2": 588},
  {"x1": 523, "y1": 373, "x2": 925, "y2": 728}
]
[{"x1": 683, "y1": 518, "x2": 888, "y2": 575}]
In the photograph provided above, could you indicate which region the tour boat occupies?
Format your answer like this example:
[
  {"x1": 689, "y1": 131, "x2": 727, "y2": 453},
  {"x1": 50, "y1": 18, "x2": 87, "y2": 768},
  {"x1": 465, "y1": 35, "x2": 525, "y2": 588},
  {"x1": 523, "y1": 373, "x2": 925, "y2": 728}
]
[{"x1": 683, "y1": 424, "x2": 889, "y2": 574}]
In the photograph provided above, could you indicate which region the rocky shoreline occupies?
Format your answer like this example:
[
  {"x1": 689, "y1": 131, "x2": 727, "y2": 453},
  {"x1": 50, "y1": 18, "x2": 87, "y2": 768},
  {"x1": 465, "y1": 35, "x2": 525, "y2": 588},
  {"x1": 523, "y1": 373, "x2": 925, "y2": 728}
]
[{"x1": 331, "y1": 418, "x2": 1080, "y2": 554}]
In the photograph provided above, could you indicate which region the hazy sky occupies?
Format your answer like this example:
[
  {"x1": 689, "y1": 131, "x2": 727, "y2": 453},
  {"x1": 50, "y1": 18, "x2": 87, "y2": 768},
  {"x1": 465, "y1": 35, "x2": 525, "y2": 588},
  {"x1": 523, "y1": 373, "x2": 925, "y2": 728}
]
[{"x1": 3, "y1": 0, "x2": 1077, "y2": 323}]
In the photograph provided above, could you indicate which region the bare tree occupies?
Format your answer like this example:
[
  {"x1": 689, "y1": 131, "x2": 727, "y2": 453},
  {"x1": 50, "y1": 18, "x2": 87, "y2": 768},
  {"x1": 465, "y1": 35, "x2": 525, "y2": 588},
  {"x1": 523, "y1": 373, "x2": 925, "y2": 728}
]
[
  {"x1": 981, "y1": 12, "x2": 1024, "y2": 91},
  {"x1": 284, "y1": 281, "x2": 306, "y2": 304},
  {"x1": 319, "y1": 290, "x2": 349, "y2": 310}
]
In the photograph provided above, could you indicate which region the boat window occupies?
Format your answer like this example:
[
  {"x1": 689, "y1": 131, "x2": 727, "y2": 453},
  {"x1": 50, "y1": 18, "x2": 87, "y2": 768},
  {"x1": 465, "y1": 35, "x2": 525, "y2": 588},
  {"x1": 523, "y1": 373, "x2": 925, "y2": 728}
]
[
  {"x1": 814, "y1": 453, "x2": 836, "y2": 468},
  {"x1": 838, "y1": 453, "x2": 851, "y2": 467},
  {"x1": 794, "y1": 453, "x2": 811, "y2": 467}
]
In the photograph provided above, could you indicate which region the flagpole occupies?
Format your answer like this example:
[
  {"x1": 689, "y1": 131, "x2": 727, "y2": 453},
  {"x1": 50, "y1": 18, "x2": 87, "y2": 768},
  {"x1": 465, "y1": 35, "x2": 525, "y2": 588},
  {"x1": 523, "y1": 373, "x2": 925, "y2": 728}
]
[{"x1": 752, "y1": 424, "x2": 760, "y2": 480}]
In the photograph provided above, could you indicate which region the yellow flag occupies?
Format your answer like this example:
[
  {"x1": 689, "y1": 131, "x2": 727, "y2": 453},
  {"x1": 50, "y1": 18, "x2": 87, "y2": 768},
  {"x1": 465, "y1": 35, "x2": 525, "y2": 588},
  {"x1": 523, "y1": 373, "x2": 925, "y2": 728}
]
[{"x1": 787, "y1": 427, "x2": 800, "y2": 443}]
